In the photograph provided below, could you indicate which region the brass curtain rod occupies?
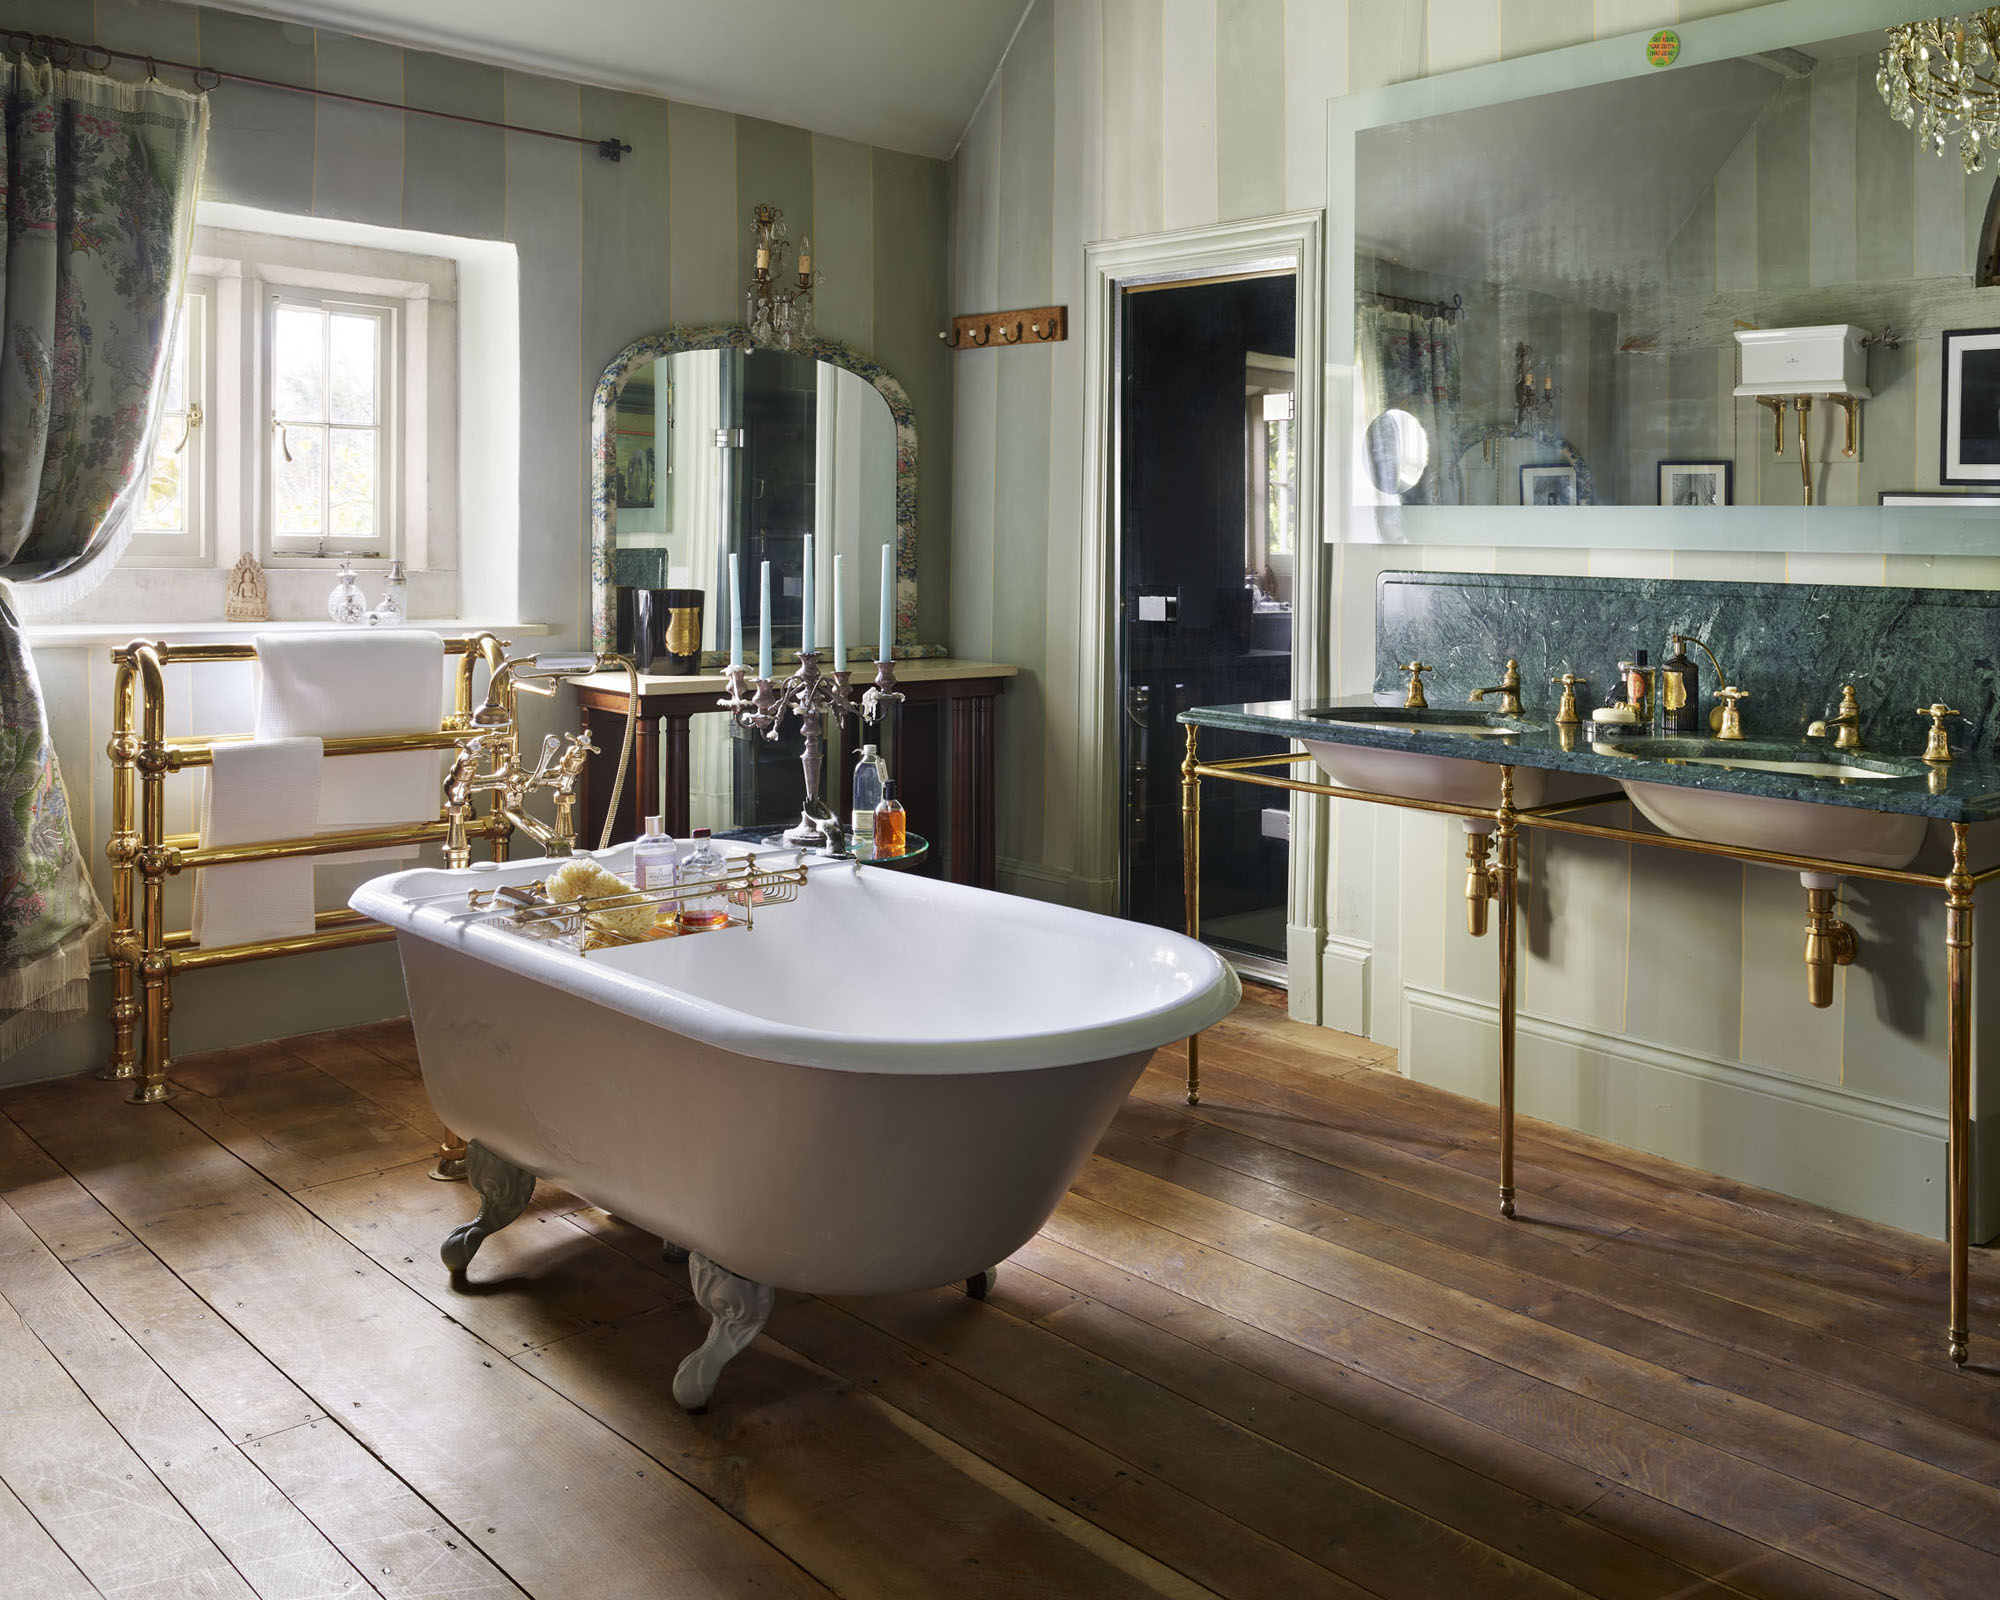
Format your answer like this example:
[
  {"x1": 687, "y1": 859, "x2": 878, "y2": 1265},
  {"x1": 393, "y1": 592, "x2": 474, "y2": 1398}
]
[
  {"x1": 5, "y1": 31, "x2": 634, "y2": 161},
  {"x1": 1364, "y1": 288, "x2": 1465, "y2": 322}
]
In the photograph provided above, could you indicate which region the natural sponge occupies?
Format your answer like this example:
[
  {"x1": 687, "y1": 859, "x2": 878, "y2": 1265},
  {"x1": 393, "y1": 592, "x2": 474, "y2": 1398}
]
[{"x1": 543, "y1": 858, "x2": 658, "y2": 940}]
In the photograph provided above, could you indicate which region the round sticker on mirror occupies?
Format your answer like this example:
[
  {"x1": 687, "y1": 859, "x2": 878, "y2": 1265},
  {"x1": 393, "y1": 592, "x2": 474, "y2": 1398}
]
[{"x1": 1646, "y1": 29, "x2": 1680, "y2": 68}]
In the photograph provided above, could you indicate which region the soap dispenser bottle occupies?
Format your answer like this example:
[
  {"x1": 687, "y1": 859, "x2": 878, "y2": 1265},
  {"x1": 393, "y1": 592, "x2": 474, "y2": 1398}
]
[
  {"x1": 1658, "y1": 639, "x2": 1699, "y2": 733},
  {"x1": 851, "y1": 744, "x2": 887, "y2": 840},
  {"x1": 631, "y1": 814, "x2": 679, "y2": 891}
]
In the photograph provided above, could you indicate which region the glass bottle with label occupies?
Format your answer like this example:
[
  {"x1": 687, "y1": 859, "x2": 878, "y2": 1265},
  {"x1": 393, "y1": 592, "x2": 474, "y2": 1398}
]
[
  {"x1": 851, "y1": 744, "x2": 887, "y2": 840},
  {"x1": 873, "y1": 780, "x2": 906, "y2": 858},
  {"x1": 631, "y1": 815, "x2": 679, "y2": 890},
  {"x1": 676, "y1": 828, "x2": 731, "y2": 930}
]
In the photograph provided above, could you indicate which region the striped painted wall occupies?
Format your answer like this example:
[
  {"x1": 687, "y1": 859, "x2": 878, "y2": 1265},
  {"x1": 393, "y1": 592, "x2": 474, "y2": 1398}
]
[{"x1": 10, "y1": 0, "x2": 953, "y2": 645}]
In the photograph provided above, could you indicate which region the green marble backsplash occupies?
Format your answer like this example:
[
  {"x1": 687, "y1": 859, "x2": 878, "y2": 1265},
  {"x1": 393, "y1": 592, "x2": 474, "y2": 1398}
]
[{"x1": 1374, "y1": 571, "x2": 2000, "y2": 757}]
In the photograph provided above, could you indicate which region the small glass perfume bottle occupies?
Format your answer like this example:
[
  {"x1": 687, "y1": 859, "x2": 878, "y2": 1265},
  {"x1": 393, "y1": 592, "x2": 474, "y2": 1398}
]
[
  {"x1": 327, "y1": 561, "x2": 367, "y2": 624},
  {"x1": 369, "y1": 558, "x2": 408, "y2": 626},
  {"x1": 873, "y1": 780, "x2": 906, "y2": 858},
  {"x1": 851, "y1": 744, "x2": 887, "y2": 840},
  {"x1": 676, "y1": 828, "x2": 730, "y2": 931},
  {"x1": 631, "y1": 814, "x2": 678, "y2": 890}
]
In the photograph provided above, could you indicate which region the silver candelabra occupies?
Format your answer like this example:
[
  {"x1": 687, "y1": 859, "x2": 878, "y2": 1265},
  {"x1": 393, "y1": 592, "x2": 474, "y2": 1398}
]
[{"x1": 719, "y1": 653, "x2": 903, "y2": 853}]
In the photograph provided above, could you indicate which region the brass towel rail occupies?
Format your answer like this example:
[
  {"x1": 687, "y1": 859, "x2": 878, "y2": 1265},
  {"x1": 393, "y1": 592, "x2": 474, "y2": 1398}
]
[{"x1": 103, "y1": 633, "x2": 516, "y2": 1106}]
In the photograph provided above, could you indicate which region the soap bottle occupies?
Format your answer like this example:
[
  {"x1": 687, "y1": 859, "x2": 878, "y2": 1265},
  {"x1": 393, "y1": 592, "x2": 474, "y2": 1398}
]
[
  {"x1": 676, "y1": 828, "x2": 731, "y2": 931},
  {"x1": 873, "y1": 780, "x2": 906, "y2": 858},
  {"x1": 1658, "y1": 639, "x2": 1699, "y2": 733},
  {"x1": 631, "y1": 814, "x2": 679, "y2": 890},
  {"x1": 851, "y1": 744, "x2": 887, "y2": 841},
  {"x1": 1619, "y1": 649, "x2": 1652, "y2": 725}
]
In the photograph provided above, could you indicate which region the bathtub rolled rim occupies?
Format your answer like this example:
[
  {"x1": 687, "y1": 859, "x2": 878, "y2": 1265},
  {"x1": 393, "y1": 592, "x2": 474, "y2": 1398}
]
[{"x1": 352, "y1": 856, "x2": 1241, "y2": 1077}]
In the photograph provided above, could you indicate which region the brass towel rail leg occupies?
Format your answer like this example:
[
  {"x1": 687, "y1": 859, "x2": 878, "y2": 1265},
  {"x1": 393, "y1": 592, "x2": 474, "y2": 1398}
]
[
  {"x1": 1182, "y1": 723, "x2": 1203, "y2": 1106},
  {"x1": 1497, "y1": 767, "x2": 1519, "y2": 1219},
  {"x1": 101, "y1": 654, "x2": 141, "y2": 1081},
  {"x1": 133, "y1": 646, "x2": 174, "y2": 1104},
  {"x1": 1946, "y1": 823, "x2": 1974, "y2": 1365}
]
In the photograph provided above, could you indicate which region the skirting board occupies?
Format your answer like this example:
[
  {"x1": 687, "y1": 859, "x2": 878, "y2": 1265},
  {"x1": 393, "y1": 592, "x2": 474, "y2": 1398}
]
[
  {"x1": 1318, "y1": 934, "x2": 1372, "y2": 1037},
  {"x1": 1401, "y1": 984, "x2": 1991, "y2": 1244},
  {"x1": 997, "y1": 857, "x2": 1106, "y2": 912}
]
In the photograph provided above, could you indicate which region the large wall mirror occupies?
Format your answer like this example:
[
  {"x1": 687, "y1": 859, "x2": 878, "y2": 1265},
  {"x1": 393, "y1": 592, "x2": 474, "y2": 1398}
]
[
  {"x1": 1329, "y1": 0, "x2": 2000, "y2": 551},
  {"x1": 590, "y1": 328, "x2": 921, "y2": 661}
]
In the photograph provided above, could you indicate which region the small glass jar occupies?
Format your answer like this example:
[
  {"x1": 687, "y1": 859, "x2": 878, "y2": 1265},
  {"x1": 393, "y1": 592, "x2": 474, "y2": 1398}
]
[
  {"x1": 327, "y1": 561, "x2": 367, "y2": 625},
  {"x1": 370, "y1": 558, "x2": 408, "y2": 626}
]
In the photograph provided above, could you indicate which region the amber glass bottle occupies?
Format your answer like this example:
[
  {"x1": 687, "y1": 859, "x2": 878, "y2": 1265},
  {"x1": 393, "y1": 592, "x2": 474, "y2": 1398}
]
[{"x1": 873, "y1": 780, "x2": 906, "y2": 858}]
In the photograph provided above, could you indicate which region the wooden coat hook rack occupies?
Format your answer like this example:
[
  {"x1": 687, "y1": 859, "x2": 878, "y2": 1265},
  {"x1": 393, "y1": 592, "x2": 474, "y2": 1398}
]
[{"x1": 941, "y1": 306, "x2": 1068, "y2": 349}]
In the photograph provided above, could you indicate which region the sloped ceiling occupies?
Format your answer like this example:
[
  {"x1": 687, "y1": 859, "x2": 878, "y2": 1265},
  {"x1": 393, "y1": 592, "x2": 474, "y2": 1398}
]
[{"x1": 198, "y1": 0, "x2": 1029, "y2": 157}]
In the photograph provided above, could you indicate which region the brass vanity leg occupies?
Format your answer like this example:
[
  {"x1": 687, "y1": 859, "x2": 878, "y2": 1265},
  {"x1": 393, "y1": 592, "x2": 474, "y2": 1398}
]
[
  {"x1": 1946, "y1": 823, "x2": 1973, "y2": 1366},
  {"x1": 1182, "y1": 723, "x2": 1203, "y2": 1107},
  {"x1": 1496, "y1": 768, "x2": 1519, "y2": 1219}
]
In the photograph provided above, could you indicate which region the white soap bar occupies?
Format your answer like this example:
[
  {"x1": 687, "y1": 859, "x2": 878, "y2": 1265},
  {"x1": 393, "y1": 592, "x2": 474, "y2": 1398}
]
[{"x1": 1591, "y1": 705, "x2": 1637, "y2": 725}]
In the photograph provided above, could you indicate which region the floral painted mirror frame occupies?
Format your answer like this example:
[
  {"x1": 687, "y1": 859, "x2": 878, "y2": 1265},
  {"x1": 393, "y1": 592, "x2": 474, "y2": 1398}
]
[{"x1": 590, "y1": 325, "x2": 926, "y2": 657}]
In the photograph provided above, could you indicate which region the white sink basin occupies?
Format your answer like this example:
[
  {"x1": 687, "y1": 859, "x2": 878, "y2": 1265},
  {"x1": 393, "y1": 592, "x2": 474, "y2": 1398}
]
[
  {"x1": 1604, "y1": 742, "x2": 1930, "y2": 869},
  {"x1": 1301, "y1": 709, "x2": 1547, "y2": 808}
]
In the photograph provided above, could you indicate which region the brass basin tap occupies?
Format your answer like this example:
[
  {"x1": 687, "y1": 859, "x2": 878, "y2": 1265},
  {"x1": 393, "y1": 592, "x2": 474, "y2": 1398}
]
[
  {"x1": 1918, "y1": 702, "x2": 1965, "y2": 764},
  {"x1": 1714, "y1": 687, "x2": 1750, "y2": 741},
  {"x1": 1548, "y1": 672, "x2": 1587, "y2": 728},
  {"x1": 1400, "y1": 661, "x2": 1431, "y2": 710},
  {"x1": 1807, "y1": 684, "x2": 1864, "y2": 751},
  {"x1": 1468, "y1": 658, "x2": 1524, "y2": 718}
]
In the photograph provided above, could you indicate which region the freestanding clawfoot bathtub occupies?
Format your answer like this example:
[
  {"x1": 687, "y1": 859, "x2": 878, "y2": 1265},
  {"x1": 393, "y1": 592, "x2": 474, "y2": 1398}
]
[{"x1": 353, "y1": 845, "x2": 1240, "y2": 1409}]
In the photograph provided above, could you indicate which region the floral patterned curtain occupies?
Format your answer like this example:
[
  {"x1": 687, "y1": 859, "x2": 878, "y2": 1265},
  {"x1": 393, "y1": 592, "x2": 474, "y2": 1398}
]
[
  {"x1": 0, "y1": 60, "x2": 207, "y2": 1057},
  {"x1": 1358, "y1": 304, "x2": 1463, "y2": 506}
]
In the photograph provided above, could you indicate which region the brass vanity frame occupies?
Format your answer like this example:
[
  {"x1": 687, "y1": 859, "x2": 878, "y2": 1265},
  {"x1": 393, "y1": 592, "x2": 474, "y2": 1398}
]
[
  {"x1": 104, "y1": 633, "x2": 518, "y2": 1106},
  {"x1": 1179, "y1": 729, "x2": 1998, "y2": 1367}
]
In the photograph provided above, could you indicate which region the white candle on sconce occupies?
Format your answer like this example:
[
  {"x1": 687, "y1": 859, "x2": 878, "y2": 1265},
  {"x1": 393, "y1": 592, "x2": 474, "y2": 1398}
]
[
  {"x1": 832, "y1": 553, "x2": 845, "y2": 666},
  {"x1": 728, "y1": 554, "x2": 743, "y2": 669},
  {"x1": 878, "y1": 542, "x2": 894, "y2": 663},
  {"x1": 759, "y1": 560, "x2": 773, "y2": 680},
  {"x1": 801, "y1": 536, "x2": 815, "y2": 656},
  {"x1": 798, "y1": 237, "x2": 812, "y2": 276}
]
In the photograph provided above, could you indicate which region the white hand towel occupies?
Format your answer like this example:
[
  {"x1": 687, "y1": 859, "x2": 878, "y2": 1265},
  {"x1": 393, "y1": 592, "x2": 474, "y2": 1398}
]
[
  {"x1": 192, "y1": 736, "x2": 323, "y2": 948},
  {"x1": 254, "y1": 630, "x2": 447, "y2": 863}
]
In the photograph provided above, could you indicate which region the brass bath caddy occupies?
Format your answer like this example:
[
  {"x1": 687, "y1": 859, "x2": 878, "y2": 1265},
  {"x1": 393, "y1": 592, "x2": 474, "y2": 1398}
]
[{"x1": 469, "y1": 854, "x2": 811, "y2": 950}]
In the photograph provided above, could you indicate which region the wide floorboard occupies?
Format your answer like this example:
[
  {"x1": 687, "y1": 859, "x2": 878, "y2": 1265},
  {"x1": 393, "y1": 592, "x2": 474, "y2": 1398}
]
[{"x1": 1, "y1": 992, "x2": 1995, "y2": 1599}]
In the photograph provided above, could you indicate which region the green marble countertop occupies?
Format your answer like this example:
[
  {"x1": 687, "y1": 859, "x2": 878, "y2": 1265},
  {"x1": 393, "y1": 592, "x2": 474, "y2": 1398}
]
[{"x1": 1182, "y1": 699, "x2": 2000, "y2": 824}]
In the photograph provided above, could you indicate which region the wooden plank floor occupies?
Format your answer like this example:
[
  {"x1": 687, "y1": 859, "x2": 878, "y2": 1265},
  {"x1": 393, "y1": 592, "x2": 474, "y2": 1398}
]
[{"x1": 2, "y1": 990, "x2": 1997, "y2": 1599}]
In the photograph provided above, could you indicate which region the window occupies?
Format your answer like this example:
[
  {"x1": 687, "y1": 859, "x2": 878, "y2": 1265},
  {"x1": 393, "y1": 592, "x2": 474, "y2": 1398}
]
[
  {"x1": 267, "y1": 293, "x2": 396, "y2": 555},
  {"x1": 127, "y1": 282, "x2": 212, "y2": 566}
]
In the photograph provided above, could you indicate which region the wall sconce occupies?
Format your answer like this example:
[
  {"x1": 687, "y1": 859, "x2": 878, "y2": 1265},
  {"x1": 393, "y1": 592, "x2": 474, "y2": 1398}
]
[
  {"x1": 1512, "y1": 342, "x2": 1560, "y2": 431},
  {"x1": 744, "y1": 203, "x2": 816, "y2": 349}
]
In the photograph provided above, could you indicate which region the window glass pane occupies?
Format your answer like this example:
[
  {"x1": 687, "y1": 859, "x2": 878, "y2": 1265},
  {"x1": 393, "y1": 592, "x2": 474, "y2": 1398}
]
[
  {"x1": 274, "y1": 305, "x2": 325, "y2": 420},
  {"x1": 329, "y1": 313, "x2": 378, "y2": 425},
  {"x1": 275, "y1": 424, "x2": 325, "y2": 536},
  {"x1": 328, "y1": 429, "x2": 377, "y2": 538},
  {"x1": 161, "y1": 314, "x2": 188, "y2": 414},
  {"x1": 139, "y1": 443, "x2": 183, "y2": 533}
]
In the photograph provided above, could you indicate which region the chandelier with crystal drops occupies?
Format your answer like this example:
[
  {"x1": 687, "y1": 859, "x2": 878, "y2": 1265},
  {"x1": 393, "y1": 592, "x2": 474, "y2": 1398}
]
[{"x1": 1879, "y1": 10, "x2": 2000, "y2": 175}]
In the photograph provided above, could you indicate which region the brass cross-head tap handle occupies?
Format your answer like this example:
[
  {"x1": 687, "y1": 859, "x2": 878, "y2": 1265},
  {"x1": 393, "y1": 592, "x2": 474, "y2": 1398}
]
[
  {"x1": 1714, "y1": 686, "x2": 1750, "y2": 740},
  {"x1": 1401, "y1": 661, "x2": 1431, "y2": 710},
  {"x1": 1468, "y1": 658, "x2": 1524, "y2": 718},
  {"x1": 1918, "y1": 703, "x2": 1965, "y2": 764},
  {"x1": 1548, "y1": 672, "x2": 1587, "y2": 728}
]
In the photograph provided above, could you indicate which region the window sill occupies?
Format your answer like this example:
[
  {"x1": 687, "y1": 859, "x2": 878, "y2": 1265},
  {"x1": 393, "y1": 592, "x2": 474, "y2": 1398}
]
[{"x1": 22, "y1": 618, "x2": 552, "y2": 649}]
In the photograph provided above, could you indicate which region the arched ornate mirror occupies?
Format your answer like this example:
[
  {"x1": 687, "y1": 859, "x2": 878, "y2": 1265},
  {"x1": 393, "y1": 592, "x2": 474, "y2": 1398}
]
[{"x1": 589, "y1": 326, "x2": 922, "y2": 663}]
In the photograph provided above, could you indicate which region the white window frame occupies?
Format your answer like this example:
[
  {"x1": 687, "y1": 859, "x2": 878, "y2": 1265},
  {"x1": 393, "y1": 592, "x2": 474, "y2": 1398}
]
[
  {"x1": 261, "y1": 287, "x2": 402, "y2": 560},
  {"x1": 125, "y1": 279, "x2": 215, "y2": 568}
]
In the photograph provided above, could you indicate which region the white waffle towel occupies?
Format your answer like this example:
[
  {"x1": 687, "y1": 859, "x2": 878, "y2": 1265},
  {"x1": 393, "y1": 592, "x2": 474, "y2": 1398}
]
[
  {"x1": 192, "y1": 736, "x2": 323, "y2": 948},
  {"x1": 254, "y1": 630, "x2": 446, "y2": 863}
]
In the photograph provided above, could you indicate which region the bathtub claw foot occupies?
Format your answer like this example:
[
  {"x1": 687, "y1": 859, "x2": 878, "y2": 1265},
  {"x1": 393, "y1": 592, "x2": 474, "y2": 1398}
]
[
  {"x1": 440, "y1": 1143, "x2": 536, "y2": 1275},
  {"x1": 673, "y1": 1253, "x2": 774, "y2": 1412},
  {"x1": 965, "y1": 1268, "x2": 997, "y2": 1300}
]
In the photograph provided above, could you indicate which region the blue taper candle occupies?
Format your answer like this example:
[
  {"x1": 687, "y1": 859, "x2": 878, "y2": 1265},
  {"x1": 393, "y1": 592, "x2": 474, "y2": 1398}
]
[
  {"x1": 878, "y1": 542, "x2": 893, "y2": 662},
  {"x1": 758, "y1": 559, "x2": 772, "y2": 680},
  {"x1": 801, "y1": 536, "x2": 815, "y2": 656},
  {"x1": 728, "y1": 553, "x2": 743, "y2": 668},
  {"x1": 832, "y1": 553, "x2": 845, "y2": 665}
]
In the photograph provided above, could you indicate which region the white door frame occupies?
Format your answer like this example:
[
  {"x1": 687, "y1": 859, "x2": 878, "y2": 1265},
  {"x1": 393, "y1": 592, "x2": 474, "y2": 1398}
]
[{"x1": 1077, "y1": 211, "x2": 1329, "y2": 1019}]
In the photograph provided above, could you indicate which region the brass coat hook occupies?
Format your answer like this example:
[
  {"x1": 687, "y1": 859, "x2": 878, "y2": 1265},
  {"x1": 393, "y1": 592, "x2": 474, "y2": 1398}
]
[{"x1": 944, "y1": 305, "x2": 1068, "y2": 353}]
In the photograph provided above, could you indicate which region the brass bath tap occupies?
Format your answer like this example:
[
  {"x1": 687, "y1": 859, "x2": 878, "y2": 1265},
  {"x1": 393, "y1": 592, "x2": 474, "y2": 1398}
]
[
  {"x1": 1468, "y1": 659, "x2": 1524, "y2": 718},
  {"x1": 1807, "y1": 685, "x2": 1864, "y2": 751}
]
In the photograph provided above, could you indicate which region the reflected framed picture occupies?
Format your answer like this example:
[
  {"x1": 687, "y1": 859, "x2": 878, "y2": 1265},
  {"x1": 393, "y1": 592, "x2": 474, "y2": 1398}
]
[
  {"x1": 1879, "y1": 491, "x2": 2000, "y2": 508},
  {"x1": 1520, "y1": 463, "x2": 1577, "y2": 506},
  {"x1": 1942, "y1": 327, "x2": 2000, "y2": 485},
  {"x1": 1657, "y1": 460, "x2": 1731, "y2": 507}
]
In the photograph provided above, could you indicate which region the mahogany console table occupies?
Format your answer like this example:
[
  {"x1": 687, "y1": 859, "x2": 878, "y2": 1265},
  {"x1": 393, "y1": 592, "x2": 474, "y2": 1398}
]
[{"x1": 570, "y1": 660, "x2": 1016, "y2": 888}]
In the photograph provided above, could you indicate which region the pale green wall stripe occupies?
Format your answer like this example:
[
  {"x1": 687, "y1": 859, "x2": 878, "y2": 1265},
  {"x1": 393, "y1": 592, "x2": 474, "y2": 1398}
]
[
  {"x1": 1594, "y1": 0, "x2": 1674, "y2": 31},
  {"x1": 872, "y1": 150, "x2": 954, "y2": 644},
  {"x1": 200, "y1": 12, "x2": 315, "y2": 211},
  {"x1": 735, "y1": 118, "x2": 814, "y2": 295},
  {"x1": 313, "y1": 32, "x2": 403, "y2": 228},
  {"x1": 403, "y1": 53, "x2": 505, "y2": 240},
  {"x1": 1499, "y1": 0, "x2": 1591, "y2": 59},
  {"x1": 810, "y1": 135, "x2": 874, "y2": 353},
  {"x1": 1712, "y1": 128, "x2": 1756, "y2": 292},
  {"x1": 1162, "y1": 0, "x2": 1219, "y2": 230},
  {"x1": 1912, "y1": 144, "x2": 1967, "y2": 281},
  {"x1": 1427, "y1": 0, "x2": 1499, "y2": 75},
  {"x1": 1740, "y1": 865, "x2": 1843, "y2": 1082},
  {"x1": 1283, "y1": 0, "x2": 1348, "y2": 214},
  {"x1": 1968, "y1": 171, "x2": 2000, "y2": 277},
  {"x1": 1856, "y1": 341, "x2": 1917, "y2": 505},
  {"x1": 666, "y1": 103, "x2": 739, "y2": 328},
  {"x1": 200, "y1": 7, "x2": 312, "y2": 82},
  {"x1": 1216, "y1": 0, "x2": 1285, "y2": 221},
  {"x1": 1102, "y1": 0, "x2": 1165, "y2": 239},
  {"x1": 96, "y1": 0, "x2": 200, "y2": 57},
  {"x1": 993, "y1": 349, "x2": 1053, "y2": 866},
  {"x1": 1754, "y1": 77, "x2": 1809, "y2": 292},
  {"x1": 950, "y1": 85, "x2": 1002, "y2": 659},
  {"x1": 581, "y1": 90, "x2": 672, "y2": 373},
  {"x1": 1807, "y1": 56, "x2": 1857, "y2": 288},
  {"x1": 999, "y1": 0, "x2": 1057, "y2": 305},
  {"x1": 1345, "y1": 0, "x2": 1425, "y2": 95},
  {"x1": 1625, "y1": 852, "x2": 1742, "y2": 1062},
  {"x1": 1855, "y1": 83, "x2": 1915, "y2": 282}
]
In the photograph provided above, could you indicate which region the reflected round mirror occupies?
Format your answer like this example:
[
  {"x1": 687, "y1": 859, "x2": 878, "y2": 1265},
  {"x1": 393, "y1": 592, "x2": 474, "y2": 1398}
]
[{"x1": 1365, "y1": 408, "x2": 1430, "y2": 495}]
